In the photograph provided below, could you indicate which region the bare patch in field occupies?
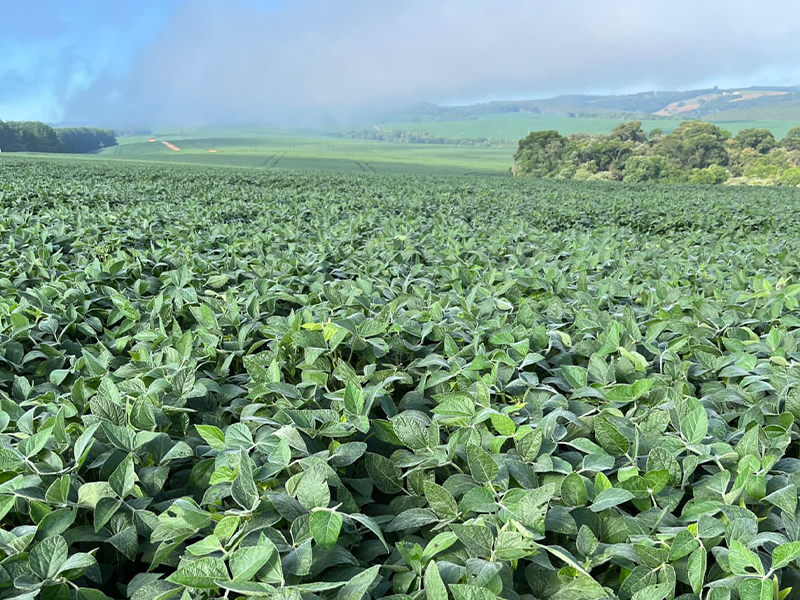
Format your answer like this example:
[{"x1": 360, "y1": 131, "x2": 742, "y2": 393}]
[
  {"x1": 729, "y1": 90, "x2": 787, "y2": 103},
  {"x1": 653, "y1": 90, "x2": 789, "y2": 116},
  {"x1": 162, "y1": 141, "x2": 181, "y2": 151},
  {"x1": 653, "y1": 93, "x2": 726, "y2": 116}
]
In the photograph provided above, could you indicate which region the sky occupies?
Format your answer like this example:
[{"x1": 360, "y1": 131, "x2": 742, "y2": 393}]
[{"x1": 2, "y1": 0, "x2": 800, "y2": 127}]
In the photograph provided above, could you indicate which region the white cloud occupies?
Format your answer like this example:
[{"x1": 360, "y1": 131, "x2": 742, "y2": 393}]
[{"x1": 64, "y1": 0, "x2": 800, "y2": 126}]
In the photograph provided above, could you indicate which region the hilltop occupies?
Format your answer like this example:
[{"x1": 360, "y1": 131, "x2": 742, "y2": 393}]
[{"x1": 398, "y1": 85, "x2": 800, "y2": 122}]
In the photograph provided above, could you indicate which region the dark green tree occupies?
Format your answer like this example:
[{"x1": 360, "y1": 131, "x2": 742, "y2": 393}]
[
  {"x1": 610, "y1": 121, "x2": 647, "y2": 143},
  {"x1": 512, "y1": 130, "x2": 571, "y2": 177},
  {"x1": 57, "y1": 128, "x2": 117, "y2": 153},
  {"x1": 736, "y1": 128, "x2": 776, "y2": 154},
  {"x1": 780, "y1": 127, "x2": 800, "y2": 151},
  {"x1": 655, "y1": 121, "x2": 730, "y2": 169},
  {"x1": 623, "y1": 155, "x2": 685, "y2": 183},
  {"x1": 575, "y1": 137, "x2": 634, "y2": 176}
]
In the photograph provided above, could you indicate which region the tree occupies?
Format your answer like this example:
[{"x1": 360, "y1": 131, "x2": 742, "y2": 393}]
[
  {"x1": 574, "y1": 137, "x2": 634, "y2": 177},
  {"x1": 778, "y1": 167, "x2": 800, "y2": 186},
  {"x1": 0, "y1": 121, "x2": 117, "y2": 153},
  {"x1": 512, "y1": 130, "x2": 571, "y2": 177},
  {"x1": 623, "y1": 156, "x2": 685, "y2": 183},
  {"x1": 0, "y1": 120, "x2": 9, "y2": 151},
  {"x1": 689, "y1": 165, "x2": 729, "y2": 184},
  {"x1": 735, "y1": 128, "x2": 776, "y2": 154},
  {"x1": 611, "y1": 121, "x2": 647, "y2": 143},
  {"x1": 655, "y1": 121, "x2": 730, "y2": 169},
  {"x1": 781, "y1": 127, "x2": 800, "y2": 152},
  {"x1": 57, "y1": 127, "x2": 117, "y2": 153}
]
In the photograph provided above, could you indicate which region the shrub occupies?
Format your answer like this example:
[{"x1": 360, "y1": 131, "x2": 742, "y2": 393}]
[
  {"x1": 778, "y1": 166, "x2": 800, "y2": 186},
  {"x1": 689, "y1": 165, "x2": 730, "y2": 184}
]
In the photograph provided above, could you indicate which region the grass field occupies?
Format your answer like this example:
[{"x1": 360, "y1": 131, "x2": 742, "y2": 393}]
[
  {"x1": 97, "y1": 132, "x2": 514, "y2": 176},
  {"x1": 379, "y1": 113, "x2": 800, "y2": 141},
  {"x1": 39, "y1": 114, "x2": 800, "y2": 177}
]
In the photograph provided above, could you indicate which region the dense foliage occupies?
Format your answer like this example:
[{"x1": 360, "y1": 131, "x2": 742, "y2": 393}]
[
  {"x1": 56, "y1": 129, "x2": 119, "y2": 154},
  {"x1": 0, "y1": 121, "x2": 117, "y2": 154},
  {"x1": 2, "y1": 156, "x2": 800, "y2": 600},
  {"x1": 512, "y1": 121, "x2": 800, "y2": 185}
]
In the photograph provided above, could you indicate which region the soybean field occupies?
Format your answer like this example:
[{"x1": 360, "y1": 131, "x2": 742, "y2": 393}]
[{"x1": 2, "y1": 156, "x2": 800, "y2": 600}]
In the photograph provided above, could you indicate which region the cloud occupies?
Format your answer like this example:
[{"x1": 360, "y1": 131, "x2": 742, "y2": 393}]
[{"x1": 63, "y1": 0, "x2": 800, "y2": 126}]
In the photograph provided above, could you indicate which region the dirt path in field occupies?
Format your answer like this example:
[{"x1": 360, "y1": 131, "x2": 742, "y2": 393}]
[{"x1": 162, "y1": 141, "x2": 181, "y2": 152}]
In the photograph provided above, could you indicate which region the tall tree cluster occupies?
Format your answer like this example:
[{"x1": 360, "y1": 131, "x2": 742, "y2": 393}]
[
  {"x1": 0, "y1": 121, "x2": 117, "y2": 153},
  {"x1": 513, "y1": 121, "x2": 800, "y2": 185}
]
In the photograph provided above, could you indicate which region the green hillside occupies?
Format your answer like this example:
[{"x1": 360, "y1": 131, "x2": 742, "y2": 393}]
[{"x1": 378, "y1": 113, "x2": 800, "y2": 143}]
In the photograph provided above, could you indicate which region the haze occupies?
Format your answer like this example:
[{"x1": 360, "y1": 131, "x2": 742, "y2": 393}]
[{"x1": 3, "y1": 0, "x2": 800, "y2": 127}]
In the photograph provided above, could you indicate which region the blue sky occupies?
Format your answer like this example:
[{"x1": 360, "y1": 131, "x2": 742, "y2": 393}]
[
  {"x1": 3, "y1": 1, "x2": 800, "y2": 126},
  {"x1": 0, "y1": 1, "x2": 188, "y2": 120}
]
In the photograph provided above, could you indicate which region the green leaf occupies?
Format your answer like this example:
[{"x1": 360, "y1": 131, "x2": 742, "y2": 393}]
[
  {"x1": 424, "y1": 561, "x2": 448, "y2": 600},
  {"x1": 109, "y1": 453, "x2": 136, "y2": 497},
  {"x1": 36, "y1": 508, "x2": 76, "y2": 540},
  {"x1": 771, "y1": 541, "x2": 800, "y2": 570},
  {"x1": 687, "y1": 546, "x2": 706, "y2": 595},
  {"x1": 19, "y1": 425, "x2": 54, "y2": 458},
  {"x1": 729, "y1": 540, "x2": 764, "y2": 576},
  {"x1": 516, "y1": 428, "x2": 543, "y2": 460},
  {"x1": 186, "y1": 534, "x2": 224, "y2": 557},
  {"x1": 466, "y1": 444, "x2": 498, "y2": 483},
  {"x1": 167, "y1": 557, "x2": 230, "y2": 589},
  {"x1": 283, "y1": 539, "x2": 312, "y2": 577},
  {"x1": 30, "y1": 536, "x2": 68, "y2": 580},
  {"x1": 560, "y1": 472, "x2": 588, "y2": 507},
  {"x1": 196, "y1": 425, "x2": 226, "y2": 450},
  {"x1": 296, "y1": 468, "x2": 330, "y2": 510},
  {"x1": 343, "y1": 379, "x2": 365, "y2": 414},
  {"x1": 576, "y1": 525, "x2": 599, "y2": 557},
  {"x1": 77, "y1": 482, "x2": 115, "y2": 510},
  {"x1": 450, "y1": 585, "x2": 495, "y2": 600},
  {"x1": 643, "y1": 470, "x2": 669, "y2": 494},
  {"x1": 632, "y1": 583, "x2": 672, "y2": 600},
  {"x1": 668, "y1": 529, "x2": 698, "y2": 561},
  {"x1": 365, "y1": 453, "x2": 402, "y2": 493},
  {"x1": 764, "y1": 484, "x2": 797, "y2": 515},
  {"x1": 786, "y1": 388, "x2": 800, "y2": 421},
  {"x1": 738, "y1": 578, "x2": 771, "y2": 600},
  {"x1": 646, "y1": 447, "x2": 681, "y2": 485},
  {"x1": 422, "y1": 532, "x2": 459, "y2": 562},
  {"x1": 590, "y1": 488, "x2": 635, "y2": 512},
  {"x1": 452, "y1": 524, "x2": 494, "y2": 557},
  {"x1": 58, "y1": 552, "x2": 97, "y2": 577},
  {"x1": 230, "y1": 541, "x2": 275, "y2": 582},
  {"x1": 0, "y1": 448, "x2": 22, "y2": 471},
  {"x1": 310, "y1": 510, "x2": 343, "y2": 547},
  {"x1": 562, "y1": 365, "x2": 588, "y2": 389},
  {"x1": 73, "y1": 423, "x2": 100, "y2": 466},
  {"x1": 393, "y1": 415, "x2": 428, "y2": 450},
  {"x1": 339, "y1": 565, "x2": 380, "y2": 600},
  {"x1": 349, "y1": 513, "x2": 389, "y2": 551},
  {"x1": 424, "y1": 481, "x2": 459, "y2": 518},
  {"x1": 594, "y1": 417, "x2": 629, "y2": 456},
  {"x1": 231, "y1": 450, "x2": 259, "y2": 511},
  {"x1": 681, "y1": 405, "x2": 708, "y2": 444}
]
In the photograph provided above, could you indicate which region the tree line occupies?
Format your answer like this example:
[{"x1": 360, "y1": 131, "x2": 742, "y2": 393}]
[
  {"x1": 340, "y1": 128, "x2": 509, "y2": 147},
  {"x1": 512, "y1": 121, "x2": 800, "y2": 186},
  {"x1": 0, "y1": 121, "x2": 117, "y2": 153}
]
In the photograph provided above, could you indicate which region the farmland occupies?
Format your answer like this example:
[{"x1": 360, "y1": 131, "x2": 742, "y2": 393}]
[
  {"x1": 96, "y1": 133, "x2": 514, "y2": 176},
  {"x1": 377, "y1": 113, "x2": 800, "y2": 143},
  {"x1": 2, "y1": 155, "x2": 800, "y2": 600}
]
